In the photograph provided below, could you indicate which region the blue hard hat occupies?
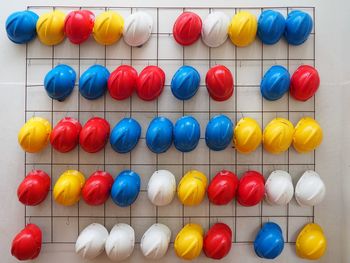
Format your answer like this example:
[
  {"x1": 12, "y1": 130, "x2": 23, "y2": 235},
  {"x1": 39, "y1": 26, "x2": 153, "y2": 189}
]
[
  {"x1": 205, "y1": 115, "x2": 233, "y2": 151},
  {"x1": 111, "y1": 170, "x2": 141, "y2": 207},
  {"x1": 146, "y1": 116, "x2": 173, "y2": 153},
  {"x1": 171, "y1": 65, "x2": 200, "y2": 100},
  {"x1": 79, "y1": 65, "x2": 110, "y2": 100},
  {"x1": 258, "y1": 10, "x2": 285, "y2": 45},
  {"x1": 174, "y1": 116, "x2": 200, "y2": 152},
  {"x1": 260, "y1": 65, "x2": 290, "y2": 101},
  {"x1": 110, "y1": 118, "x2": 141, "y2": 153},
  {"x1": 254, "y1": 222, "x2": 284, "y2": 259},
  {"x1": 284, "y1": 10, "x2": 313, "y2": 45},
  {"x1": 44, "y1": 64, "x2": 76, "y2": 101},
  {"x1": 6, "y1": 10, "x2": 38, "y2": 44}
]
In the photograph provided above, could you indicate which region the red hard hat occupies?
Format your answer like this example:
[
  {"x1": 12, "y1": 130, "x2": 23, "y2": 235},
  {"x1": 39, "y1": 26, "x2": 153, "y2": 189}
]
[
  {"x1": 290, "y1": 65, "x2": 320, "y2": 101},
  {"x1": 108, "y1": 65, "x2": 138, "y2": 100},
  {"x1": 237, "y1": 170, "x2": 265, "y2": 206},
  {"x1": 136, "y1": 66, "x2": 165, "y2": 101},
  {"x1": 203, "y1": 223, "x2": 232, "y2": 259},
  {"x1": 11, "y1": 224, "x2": 42, "y2": 261},
  {"x1": 206, "y1": 65, "x2": 234, "y2": 101},
  {"x1": 207, "y1": 170, "x2": 239, "y2": 205},
  {"x1": 64, "y1": 10, "x2": 95, "y2": 44},
  {"x1": 173, "y1": 12, "x2": 202, "y2": 46},
  {"x1": 82, "y1": 171, "x2": 114, "y2": 205},
  {"x1": 79, "y1": 117, "x2": 110, "y2": 153}
]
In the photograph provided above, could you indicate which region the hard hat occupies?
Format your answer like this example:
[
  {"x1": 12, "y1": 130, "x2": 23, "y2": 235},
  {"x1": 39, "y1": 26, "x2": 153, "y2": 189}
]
[
  {"x1": 290, "y1": 65, "x2": 320, "y2": 101},
  {"x1": 105, "y1": 223, "x2": 135, "y2": 261},
  {"x1": 263, "y1": 118, "x2": 294, "y2": 154},
  {"x1": 147, "y1": 170, "x2": 176, "y2": 206},
  {"x1": 111, "y1": 170, "x2": 140, "y2": 207},
  {"x1": 79, "y1": 117, "x2": 110, "y2": 153},
  {"x1": 205, "y1": 114, "x2": 233, "y2": 151},
  {"x1": 17, "y1": 170, "x2": 50, "y2": 206},
  {"x1": 171, "y1": 65, "x2": 200, "y2": 100},
  {"x1": 174, "y1": 223, "x2": 203, "y2": 260},
  {"x1": 136, "y1": 66, "x2": 165, "y2": 101},
  {"x1": 173, "y1": 116, "x2": 200, "y2": 152},
  {"x1": 75, "y1": 223, "x2": 108, "y2": 260},
  {"x1": 207, "y1": 170, "x2": 239, "y2": 205},
  {"x1": 141, "y1": 223, "x2": 171, "y2": 259},
  {"x1": 18, "y1": 117, "x2": 51, "y2": 153},
  {"x1": 82, "y1": 171, "x2": 114, "y2": 206},
  {"x1": 237, "y1": 170, "x2": 265, "y2": 206},
  {"x1": 293, "y1": 117, "x2": 323, "y2": 153},
  {"x1": 295, "y1": 170, "x2": 325, "y2": 206},
  {"x1": 203, "y1": 223, "x2": 232, "y2": 259},
  {"x1": 296, "y1": 223, "x2": 327, "y2": 260},
  {"x1": 177, "y1": 170, "x2": 207, "y2": 206},
  {"x1": 201, "y1": 12, "x2": 230, "y2": 48},
  {"x1": 257, "y1": 10, "x2": 285, "y2": 45},
  {"x1": 108, "y1": 65, "x2": 138, "y2": 100},
  {"x1": 53, "y1": 170, "x2": 85, "y2": 206},
  {"x1": 110, "y1": 118, "x2": 141, "y2": 153},
  {"x1": 93, "y1": 11, "x2": 124, "y2": 45},
  {"x1": 254, "y1": 222, "x2": 284, "y2": 259},
  {"x1": 36, "y1": 10, "x2": 66, "y2": 45},
  {"x1": 146, "y1": 117, "x2": 173, "y2": 153},
  {"x1": 260, "y1": 65, "x2": 290, "y2": 101},
  {"x1": 123, "y1": 11, "x2": 153, "y2": 47},
  {"x1": 64, "y1": 10, "x2": 95, "y2": 44},
  {"x1": 50, "y1": 117, "x2": 81, "y2": 153},
  {"x1": 44, "y1": 64, "x2": 76, "y2": 101},
  {"x1": 265, "y1": 170, "x2": 293, "y2": 205},
  {"x1": 285, "y1": 10, "x2": 313, "y2": 45},
  {"x1": 233, "y1": 117, "x2": 262, "y2": 153},
  {"x1": 11, "y1": 224, "x2": 42, "y2": 261},
  {"x1": 79, "y1": 65, "x2": 110, "y2": 100},
  {"x1": 173, "y1": 12, "x2": 202, "y2": 46},
  {"x1": 6, "y1": 10, "x2": 38, "y2": 44},
  {"x1": 228, "y1": 11, "x2": 257, "y2": 47},
  {"x1": 206, "y1": 65, "x2": 234, "y2": 101}
]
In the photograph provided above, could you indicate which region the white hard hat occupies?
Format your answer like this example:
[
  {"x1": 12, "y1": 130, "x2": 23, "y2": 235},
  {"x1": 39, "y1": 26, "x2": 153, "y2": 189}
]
[
  {"x1": 75, "y1": 223, "x2": 108, "y2": 260},
  {"x1": 123, "y1": 11, "x2": 153, "y2": 47},
  {"x1": 201, "y1": 11, "x2": 230, "y2": 47},
  {"x1": 265, "y1": 170, "x2": 294, "y2": 205},
  {"x1": 105, "y1": 223, "x2": 135, "y2": 261},
  {"x1": 140, "y1": 223, "x2": 171, "y2": 259},
  {"x1": 295, "y1": 170, "x2": 326, "y2": 206},
  {"x1": 147, "y1": 170, "x2": 176, "y2": 206}
]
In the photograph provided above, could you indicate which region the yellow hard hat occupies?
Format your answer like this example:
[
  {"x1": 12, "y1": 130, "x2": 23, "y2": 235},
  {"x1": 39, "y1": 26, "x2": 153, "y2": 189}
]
[
  {"x1": 234, "y1": 117, "x2": 262, "y2": 153},
  {"x1": 177, "y1": 170, "x2": 207, "y2": 206},
  {"x1": 296, "y1": 223, "x2": 327, "y2": 260},
  {"x1": 36, "y1": 10, "x2": 66, "y2": 45},
  {"x1": 174, "y1": 223, "x2": 203, "y2": 260},
  {"x1": 263, "y1": 118, "x2": 294, "y2": 154},
  {"x1": 18, "y1": 117, "x2": 51, "y2": 153},
  {"x1": 93, "y1": 11, "x2": 124, "y2": 45},
  {"x1": 53, "y1": 170, "x2": 85, "y2": 206},
  {"x1": 228, "y1": 11, "x2": 257, "y2": 47},
  {"x1": 293, "y1": 117, "x2": 323, "y2": 153}
]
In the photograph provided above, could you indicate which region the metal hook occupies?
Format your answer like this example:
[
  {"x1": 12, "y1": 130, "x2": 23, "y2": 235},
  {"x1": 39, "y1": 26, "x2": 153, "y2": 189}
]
[
  {"x1": 66, "y1": 217, "x2": 70, "y2": 226},
  {"x1": 28, "y1": 216, "x2": 31, "y2": 224}
]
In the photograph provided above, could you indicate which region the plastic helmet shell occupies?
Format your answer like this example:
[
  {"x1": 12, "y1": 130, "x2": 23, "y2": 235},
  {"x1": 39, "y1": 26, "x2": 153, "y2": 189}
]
[
  {"x1": 205, "y1": 114, "x2": 233, "y2": 151},
  {"x1": 174, "y1": 223, "x2": 203, "y2": 260},
  {"x1": 233, "y1": 117, "x2": 262, "y2": 154},
  {"x1": 173, "y1": 12, "x2": 202, "y2": 46},
  {"x1": 290, "y1": 65, "x2": 320, "y2": 101},
  {"x1": 79, "y1": 117, "x2": 110, "y2": 153},
  {"x1": 265, "y1": 170, "x2": 294, "y2": 205},
  {"x1": 6, "y1": 11, "x2": 38, "y2": 44},
  {"x1": 296, "y1": 223, "x2": 327, "y2": 260},
  {"x1": 177, "y1": 170, "x2": 207, "y2": 206},
  {"x1": 254, "y1": 222, "x2": 284, "y2": 259},
  {"x1": 146, "y1": 117, "x2": 173, "y2": 154},
  {"x1": 141, "y1": 223, "x2": 171, "y2": 259},
  {"x1": 79, "y1": 65, "x2": 110, "y2": 100},
  {"x1": 228, "y1": 11, "x2": 257, "y2": 47},
  {"x1": 108, "y1": 65, "x2": 138, "y2": 100},
  {"x1": 93, "y1": 11, "x2": 124, "y2": 45},
  {"x1": 36, "y1": 10, "x2": 66, "y2": 45},
  {"x1": 295, "y1": 170, "x2": 325, "y2": 206},
  {"x1": 64, "y1": 10, "x2": 95, "y2": 44},
  {"x1": 11, "y1": 224, "x2": 42, "y2": 261},
  {"x1": 82, "y1": 171, "x2": 114, "y2": 206},
  {"x1": 50, "y1": 117, "x2": 81, "y2": 153},
  {"x1": 257, "y1": 10, "x2": 286, "y2": 45},
  {"x1": 110, "y1": 118, "x2": 141, "y2": 153},
  {"x1": 203, "y1": 223, "x2": 232, "y2": 259},
  {"x1": 123, "y1": 11, "x2": 153, "y2": 47},
  {"x1": 260, "y1": 65, "x2": 290, "y2": 101},
  {"x1": 18, "y1": 117, "x2": 51, "y2": 153},
  {"x1": 206, "y1": 65, "x2": 234, "y2": 101},
  {"x1": 285, "y1": 10, "x2": 313, "y2": 45},
  {"x1": 293, "y1": 117, "x2": 323, "y2": 153},
  {"x1": 237, "y1": 170, "x2": 265, "y2": 206},
  {"x1": 207, "y1": 170, "x2": 239, "y2": 205},
  {"x1": 136, "y1": 66, "x2": 165, "y2": 101},
  {"x1": 201, "y1": 12, "x2": 230, "y2": 48},
  {"x1": 173, "y1": 116, "x2": 200, "y2": 152},
  {"x1": 263, "y1": 118, "x2": 294, "y2": 154},
  {"x1": 111, "y1": 170, "x2": 141, "y2": 207},
  {"x1": 171, "y1": 65, "x2": 200, "y2": 100},
  {"x1": 147, "y1": 170, "x2": 176, "y2": 206}
]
